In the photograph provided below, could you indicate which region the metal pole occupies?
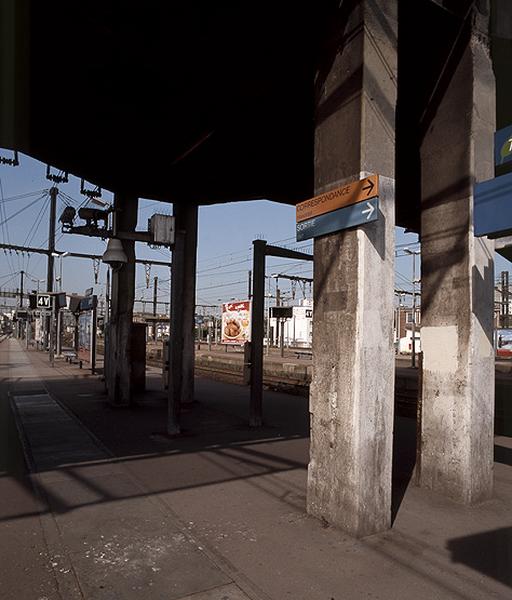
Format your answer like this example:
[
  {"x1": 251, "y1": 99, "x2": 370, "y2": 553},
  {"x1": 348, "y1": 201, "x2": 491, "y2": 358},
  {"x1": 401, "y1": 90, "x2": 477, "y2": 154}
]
[
  {"x1": 47, "y1": 187, "x2": 57, "y2": 293},
  {"x1": 411, "y1": 252, "x2": 417, "y2": 368},
  {"x1": 280, "y1": 319, "x2": 285, "y2": 358},
  {"x1": 168, "y1": 231, "x2": 185, "y2": 435},
  {"x1": 248, "y1": 270, "x2": 252, "y2": 299},
  {"x1": 249, "y1": 239, "x2": 266, "y2": 426},
  {"x1": 74, "y1": 314, "x2": 79, "y2": 352},
  {"x1": 19, "y1": 270, "x2": 24, "y2": 307},
  {"x1": 393, "y1": 298, "x2": 400, "y2": 349},
  {"x1": 46, "y1": 187, "x2": 57, "y2": 352},
  {"x1": 56, "y1": 308, "x2": 62, "y2": 356},
  {"x1": 266, "y1": 278, "x2": 270, "y2": 355},
  {"x1": 153, "y1": 276, "x2": 158, "y2": 316},
  {"x1": 18, "y1": 270, "x2": 24, "y2": 338},
  {"x1": 91, "y1": 297, "x2": 97, "y2": 374},
  {"x1": 153, "y1": 275, "x2": 158, "y2": 340},
  {"x1": 49, "y1": 299, "x2": 55, "y2": 367},
  {"x1": 505, "y1": 271, "x2": 510, "y2": 329},
  {"x1": 106, "y1": 267, "x2": 110, "y2": 321}
]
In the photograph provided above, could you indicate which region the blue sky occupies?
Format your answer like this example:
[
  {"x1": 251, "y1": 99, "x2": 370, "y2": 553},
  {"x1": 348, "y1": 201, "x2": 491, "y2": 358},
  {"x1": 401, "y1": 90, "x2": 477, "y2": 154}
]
[{"x1": 0, "y1": 150, "x2": 508, "y2": 313}]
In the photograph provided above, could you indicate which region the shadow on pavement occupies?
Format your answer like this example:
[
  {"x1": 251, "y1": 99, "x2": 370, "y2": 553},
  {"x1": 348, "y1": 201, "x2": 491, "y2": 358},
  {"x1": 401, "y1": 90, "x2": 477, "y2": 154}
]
[
  {"x1": 447, "y1": 527, "x2": 512, "y2": 588},
  {"x1": 495, "y1": 444, "x2": 512, "y2": 467},
  {"x1": 2, "y1": 367, "x2": 421, "y2": 529}
]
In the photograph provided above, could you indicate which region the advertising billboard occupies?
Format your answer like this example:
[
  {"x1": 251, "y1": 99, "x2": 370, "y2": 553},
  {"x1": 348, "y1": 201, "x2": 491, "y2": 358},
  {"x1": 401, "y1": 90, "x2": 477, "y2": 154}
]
[
  {"x1": 78, "y1": 311, "x2": 94, "y2": 362},
  {"x1": 77, "y1": 295, "x2": 97, "y2": 372},
  {"x1": 221, "y1": 300, "x2": 251, "y2": 345}
]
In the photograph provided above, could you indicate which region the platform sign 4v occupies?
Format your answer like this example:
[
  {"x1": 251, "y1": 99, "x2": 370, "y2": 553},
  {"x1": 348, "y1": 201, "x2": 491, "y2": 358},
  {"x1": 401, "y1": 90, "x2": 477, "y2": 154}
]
[{"x1": 36, "y1": 293, "x2": 52, "y2": 309}]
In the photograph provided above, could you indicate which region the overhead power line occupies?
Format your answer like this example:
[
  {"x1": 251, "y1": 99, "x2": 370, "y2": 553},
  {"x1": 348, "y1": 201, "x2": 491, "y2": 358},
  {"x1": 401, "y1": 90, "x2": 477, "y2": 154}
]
[
  {"x1": 0, "y1": 189, "x2": 48, "y2": 203},
  {"x1": 0, "y1": 193, "x2": 47, "y2": 228}
]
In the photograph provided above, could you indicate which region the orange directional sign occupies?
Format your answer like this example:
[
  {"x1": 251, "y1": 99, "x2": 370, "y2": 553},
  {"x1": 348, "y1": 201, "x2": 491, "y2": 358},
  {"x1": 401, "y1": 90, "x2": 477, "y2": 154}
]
[{"x1": 296, "y1": 175, "x2": 379, "y2": 223}]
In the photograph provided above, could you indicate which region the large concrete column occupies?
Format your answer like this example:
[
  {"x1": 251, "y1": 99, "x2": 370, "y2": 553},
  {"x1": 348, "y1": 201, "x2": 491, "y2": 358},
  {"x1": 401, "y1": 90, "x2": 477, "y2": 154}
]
[
  {"x1": 106, "y1": 194, "x2": 137, "y2": 407},
  {"x1": 170, "y1": 203, "x2": 198, "y2": 408},
  {"x1": 419, "y1": 6, "x2": 495, "y2": 503},
  {"x1": 307, "y1": 0, "x2": 397, "y2": 537}
]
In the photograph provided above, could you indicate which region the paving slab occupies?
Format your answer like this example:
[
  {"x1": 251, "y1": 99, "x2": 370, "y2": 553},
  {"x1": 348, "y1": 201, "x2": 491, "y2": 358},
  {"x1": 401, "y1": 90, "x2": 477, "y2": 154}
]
[
  {"x1": 2, "y1": 339, "x2": 266, "y2": 600},
  {"x1": 177, "y1": 583, "x2": 251, "y2": 599},
  {"x1": 2, "y1": 337, "x2": 512, "y2": 599}
]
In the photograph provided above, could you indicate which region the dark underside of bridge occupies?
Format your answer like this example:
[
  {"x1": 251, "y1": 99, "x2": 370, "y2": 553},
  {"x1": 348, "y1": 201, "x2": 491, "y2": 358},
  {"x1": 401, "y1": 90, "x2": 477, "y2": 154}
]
[{"x1": 2, "y1": 0, "x2": 511, "y2": 231}]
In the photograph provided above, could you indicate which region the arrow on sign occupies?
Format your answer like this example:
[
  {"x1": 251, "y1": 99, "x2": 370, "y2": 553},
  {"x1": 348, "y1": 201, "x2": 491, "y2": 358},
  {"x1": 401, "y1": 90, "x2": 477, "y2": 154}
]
[
  {"x1": 362, "y1": 201, "x2": 375, "y2": 220},
  {"x1": 362, "y1": 179, "x2": 375, "y2": 196},
  {"x1": 296, "y1": 197, "x2": 379, "y2": 241}
]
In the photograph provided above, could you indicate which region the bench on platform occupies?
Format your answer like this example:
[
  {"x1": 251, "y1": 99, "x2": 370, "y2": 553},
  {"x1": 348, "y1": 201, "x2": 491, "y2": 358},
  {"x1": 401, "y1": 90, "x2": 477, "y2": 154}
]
[
  {"x1": 62, "y1": 351, "x2": 80, "y2": 365},
  {"x1": 294, "y1": 350, "x2": 312, "y2": 360}
]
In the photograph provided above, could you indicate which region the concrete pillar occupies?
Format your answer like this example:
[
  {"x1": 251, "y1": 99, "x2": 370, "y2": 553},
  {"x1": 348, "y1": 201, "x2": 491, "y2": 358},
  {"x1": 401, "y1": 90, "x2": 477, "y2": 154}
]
[
  {"x1": 107, "y1": 194, "x2": 137, "y2": 407},
  {"x1": 249, "y1": 240, "x2": 266, "y2": 427},
  {"x1": 168, "y1": 231, "x2": 185, "y2": 435},
  {"x1": 170, "y1": 204, "x2": 198, "y2": 407},
  {"x1": 419, "y1": 6, "x2": 495, "y2": 503},
  {"x1": 307, "y1": 0, "x2": 397, "y2": 537}
]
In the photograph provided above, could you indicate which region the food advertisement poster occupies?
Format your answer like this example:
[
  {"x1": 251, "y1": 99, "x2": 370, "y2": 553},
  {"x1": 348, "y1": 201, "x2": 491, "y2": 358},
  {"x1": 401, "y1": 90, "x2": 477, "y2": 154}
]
[
  {"x1": 221, "y1": 300, "x2": 251, "y2": 345},
  {"x1": 78, "y1": 311, "x2": 93, "y2": 363}
]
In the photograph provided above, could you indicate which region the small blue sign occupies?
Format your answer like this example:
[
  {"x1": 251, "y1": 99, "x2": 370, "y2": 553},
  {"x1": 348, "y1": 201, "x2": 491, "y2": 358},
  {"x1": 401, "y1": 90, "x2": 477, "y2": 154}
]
[
  {"x1": 495, "y1": 125, "x2": 512, "y2": 167},
  {"x1": 296, "y1": 198, "x2": 378, "y2": 241},
  {"x1": 474, "y1": 171, "x2": 512, "y2": 238},
  {"x1": 80, "y1": 295, "x2": 97, "y2": 311}
]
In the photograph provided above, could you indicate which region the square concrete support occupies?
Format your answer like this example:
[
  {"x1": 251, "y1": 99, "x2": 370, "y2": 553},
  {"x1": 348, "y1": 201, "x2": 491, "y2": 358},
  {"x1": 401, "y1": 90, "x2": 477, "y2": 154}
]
[
  {"x1": 419, "y1": 8, "x2": 495, "y2": 503},
  {"x1": 168, "y1": 204, "x2": 198, "y2": 433},
  {"x1": 105, "y1": 194, "x2": 138, "y2": 407},
  {"x1": 307, "y1": 0, "x2": 397, "y2": 537}
]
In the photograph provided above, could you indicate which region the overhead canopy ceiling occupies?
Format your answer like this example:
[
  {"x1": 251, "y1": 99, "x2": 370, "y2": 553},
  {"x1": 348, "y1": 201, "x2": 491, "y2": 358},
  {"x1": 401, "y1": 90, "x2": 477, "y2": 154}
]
[
  {"x1": 4, "y1": 1, "x2": 321, "y2": 204},
  {"x1": 1, "y1": 0, "x2": 511, "y2": 231}
]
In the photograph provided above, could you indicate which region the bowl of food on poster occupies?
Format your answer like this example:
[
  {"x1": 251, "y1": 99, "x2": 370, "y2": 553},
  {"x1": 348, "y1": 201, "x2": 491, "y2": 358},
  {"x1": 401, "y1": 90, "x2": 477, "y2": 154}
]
[{"x1": 221, "y1": 300, "x2": 251, "y2": 344}]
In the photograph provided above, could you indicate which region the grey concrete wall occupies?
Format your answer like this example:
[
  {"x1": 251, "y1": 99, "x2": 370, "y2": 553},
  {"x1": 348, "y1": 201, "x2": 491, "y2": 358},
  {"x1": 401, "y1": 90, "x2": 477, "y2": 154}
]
[
  {"x1": 171, "y1": 204, "x2": 198, "y2": 405},
  {"x1": 419, "y1": 7, "x2": 496, "y2": 503},
  {"x1": 307, "y1": 0, "x2": 397, "y2": 537},
  {"x1": 106, "y1": 195, "x2": 138, "y2": 407}
]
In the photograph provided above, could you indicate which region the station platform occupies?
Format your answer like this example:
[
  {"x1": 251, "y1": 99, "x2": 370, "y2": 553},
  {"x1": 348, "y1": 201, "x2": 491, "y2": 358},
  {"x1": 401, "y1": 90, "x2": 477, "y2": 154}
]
[{"x1": 1, "y1": 336, "x2": 512, "y2": 599}]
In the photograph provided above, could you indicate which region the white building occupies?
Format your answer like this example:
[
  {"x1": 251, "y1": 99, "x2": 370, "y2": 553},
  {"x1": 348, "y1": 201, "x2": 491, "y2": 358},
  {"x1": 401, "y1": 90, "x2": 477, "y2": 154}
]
[
  {"x1": 269, "y1": 299, "x2": 312, "y2": 348},
  {"x1": 399, "y1": 329, "x2": 421, "y2": 354}
]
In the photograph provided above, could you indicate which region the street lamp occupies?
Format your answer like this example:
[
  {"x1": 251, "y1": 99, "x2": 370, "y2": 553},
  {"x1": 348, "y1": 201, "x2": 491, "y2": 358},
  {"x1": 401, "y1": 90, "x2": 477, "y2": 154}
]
[
  {"x1": 403, "y1": 248, "x2": 420, "y2": 368},
  {"x1": 52, "y1": 251, "x2": 69, "y2": 291},
  {"x1": 30, "y1": 277, "x2": 46, "y2": 293}
]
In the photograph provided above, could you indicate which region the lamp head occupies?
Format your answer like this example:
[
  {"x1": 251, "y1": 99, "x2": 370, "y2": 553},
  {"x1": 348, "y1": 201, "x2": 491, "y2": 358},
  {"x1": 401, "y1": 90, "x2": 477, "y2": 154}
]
[
  {"x1": 78, "y1": 206, "x2": 108, "y2": 227},
  {"x1": 102, "y1": 238, "x2": 127, "y2": 272},
  {"x1": 59, "y1": 206, "x2": 76, "y2": 226}
]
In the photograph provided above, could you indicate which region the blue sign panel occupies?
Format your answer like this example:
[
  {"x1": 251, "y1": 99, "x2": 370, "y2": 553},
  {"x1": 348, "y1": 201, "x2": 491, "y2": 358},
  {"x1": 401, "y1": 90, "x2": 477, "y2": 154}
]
[
  {"x1": 80, "y1": 295, "x2": 97, "y2": 311},
  {"x1": 495, "y1": 125, "x2": 512, "y2": 167},
  {"x1": 296, "y1": 198, "x2": 378, "y2": 242},
  {"x1": 474, "y1": 171, "x2": 512, "y2": 238}
]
